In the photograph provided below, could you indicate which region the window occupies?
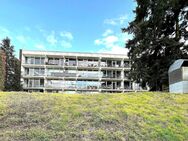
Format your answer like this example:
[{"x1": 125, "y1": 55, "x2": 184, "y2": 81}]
[
  {"x1": 40, "y1": 58, "x2": 45, "y2": 64},
  {"x1": 124, "y1": 61, "x2": 130, "y2": 67},
  {"x1": 60, "y1": 59, "x2": 64, "y2": 66},
  {"x1": 40, "y1": 79, "x2": 44, "y2": 87},
  {"x1": 34, "y1": 68, "x2": 40, "y2": 76},
  {"x1": 48, "y1": 58, "x2": 54, "y2": 65},
  {"x1": 34, "y1": 79, "x2": 40, "y2": 87},
  {"x1": 29, "y1": 79, "x2": 33, "y2": 87},
  {"x1": 29, "y1": 68, "x2": 34, "y2": 76},
  {"x1": 25, "y1": 68, "x2": 29, "y2": 75},
  {"x1": 35, "y1": 57, "x2": 40, "y2": 64},
  {"x1": 69, "y1": 59, "x2": 76, "y2": 66},
  {"x1": 54, "y1": 58, "x2": 59, "y2": 65},
  {"x1": 41, "y1": 68, "x2": 45, "y2": 76},
  {"x1": 30, "y1": 58, "x2": 34, "y2": 64}
]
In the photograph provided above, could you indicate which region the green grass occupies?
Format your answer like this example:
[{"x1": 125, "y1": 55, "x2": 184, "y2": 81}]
[{"x1": 0, "y1": 92, "x2": 187, "y2": 141}]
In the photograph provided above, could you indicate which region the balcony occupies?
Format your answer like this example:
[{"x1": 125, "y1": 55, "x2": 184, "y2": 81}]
[
  {"x1": 100, "y1": 85, "x2": 123, "y2": 91},
  {"x1": 101, "y1": 74, "x2": 122, "y2": 81},
  {"x1": 23, "y1": 84, "x2": 44, "y2": 89}
]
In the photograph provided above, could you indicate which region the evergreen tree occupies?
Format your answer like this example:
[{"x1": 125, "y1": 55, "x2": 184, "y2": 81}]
[
  {"x1": 12, "y1": 58, "x2": 22, "y2": 91},
  {"x1": 123, "y1": 0, "x2": 188, "y2": 91},
  {"x1": 0, "y1": 37, "x2": 21, "y2": 91},
  {"x1": 0, "y1": 52, "x2": 5, "y2": 91}
]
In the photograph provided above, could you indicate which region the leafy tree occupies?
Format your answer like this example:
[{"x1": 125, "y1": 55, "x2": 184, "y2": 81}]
[
  {"x1": 123, "y1": 0, "x2": 188, "y2": 91},
  {"x1": 0, "y1": 37, "x2": 21, "y2": 91}
]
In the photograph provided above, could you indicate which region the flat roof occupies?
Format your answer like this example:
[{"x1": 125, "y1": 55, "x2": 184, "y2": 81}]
[{"x1": 21, "y1": 49, "x2": 129, "y2": 59}]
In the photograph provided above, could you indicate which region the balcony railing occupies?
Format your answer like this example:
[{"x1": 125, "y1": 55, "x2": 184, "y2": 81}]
[
  {"x1": 45, "y1": 60, "x2": 130, "y2": 68},
  {"x1": 47, "y1": 72, "x2": 77, "y2": 77},
  {"x1": 102, "y1": 75, "x2": 121, "y2": 79},
  {"x1": 100, "y1": 85, "x2": 122, "y2": 90},
  {"x1": 23, "y1": 84, "x2": 44, "y2": 88}
]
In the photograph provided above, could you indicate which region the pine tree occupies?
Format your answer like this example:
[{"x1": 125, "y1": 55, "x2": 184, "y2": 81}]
[
  {"x1": 12, "y1": 58, "x2": 22, "y2": 91},
  {"x1": 0, "y1": 37, "x2": 21, "y2": 91},
  {"x1": 0, "y1": 51, "x2": 5, "y2": 91},
  {"x1": 122, "y1": 0, "x2": 188, "y2": 91}
]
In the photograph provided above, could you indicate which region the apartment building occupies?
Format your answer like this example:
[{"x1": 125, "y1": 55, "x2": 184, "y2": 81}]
[{"x1": 20, "y1": 50, "x2": 144, "y2": 93}]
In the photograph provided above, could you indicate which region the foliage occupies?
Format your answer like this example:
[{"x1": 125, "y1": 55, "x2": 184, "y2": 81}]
[
  {"x1": 122, "y1": 0, "x2": 188, "y2": 91},
  {"x1": 0, "y1": 37, "x2": 21, "y2": 91},
  {"x1": 12, "y1": 58, "x2": 22, "y2": 91},
  {"x1": 0, "y1": 92, "x2": 187, "y2": 141},
  {"x1": 0, "y1": 53, "x2": 4, "y2": 91}
]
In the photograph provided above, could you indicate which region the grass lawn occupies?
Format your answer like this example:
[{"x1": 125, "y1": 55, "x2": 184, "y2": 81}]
[{"x1": 0, "y1": 92, "x2": 187, "y2": 141}]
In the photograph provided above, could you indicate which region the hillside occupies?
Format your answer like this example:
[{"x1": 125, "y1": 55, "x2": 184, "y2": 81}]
[{"x1": 0, "y1": 92, "x2": 187, "y2": 141}]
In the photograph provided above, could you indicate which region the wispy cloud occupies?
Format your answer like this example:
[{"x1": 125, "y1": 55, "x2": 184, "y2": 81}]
[
  {"x1": 104, "y1": 19, "x2": 117, "y2": 25},
  {"x1": 0, "y1": 26, "x2": 10, "y2": 34},
  {"x1": 61, "y1": 40, "x2": 72, "y2": 48},
  {"x1": 0, "y1": 26, "x2": 11, "y2": 39},
  {"x1": 104, "y1": 14, "x2": 128, "y2": 26},
  {"x1": 102, "y1": 29, "x2": 114, "y2": 37},
  {"x1": 35, "y1": 44, "x2": 46, "y2": 50},
  {"x1": 60, "y1": 31, "x2": 74, "y2": 48},
  {"x1": 95, "y1": 35, "x2": 119, "y2": 47},
  {"x1": 98, "y1": 45, "x2": 129, "y2": 55},
  {"x1": 0, "y1": 25, "x2": 75, "y2": 54},
  {"x1": 46, "y1": 31, "x2": 57, "y2": 46},
  {"x1": 60, "y1": 31, "x2": 73, "y2": 40},
  {"x1": 36, "y1": 25, "x2": 46, "y2": 33},
  {"x1": 16, "y1": 35, "x2": 27, "y2": 44}
]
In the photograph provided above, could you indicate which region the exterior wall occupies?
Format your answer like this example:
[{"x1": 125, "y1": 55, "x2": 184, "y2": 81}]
[
  {"x1": 169, "y1": 81, "x2": 188, "y2": 93},
  {"x1": 20, "y1": 50, "x2": 145, "y2": 93},
  {"x1": 182, "y1": 67, "x2": 188, "y2": 81},
  {"x1": 169, "y1": 67, "x2": 188, "y2": 93},
  {"x1": 169, "y1": 68, "x2": 182, "y2": 85}
]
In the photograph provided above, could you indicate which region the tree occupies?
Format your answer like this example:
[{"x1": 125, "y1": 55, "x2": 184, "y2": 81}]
[
  {"x1": 0, "y1": 37, "x2": 21, "y2": 91},
  {"x1": 0, "y1": 51, "x2": 5, "y2": 91},
  {"x1": 122, "y1": 0, "x2": 188, "y2": 91},
  {"x1": 12, "y1": 58, "x2": 22, "y2": 91}
]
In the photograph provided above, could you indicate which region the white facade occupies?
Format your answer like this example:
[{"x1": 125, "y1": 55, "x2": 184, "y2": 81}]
[
  {"x1": 20, "y1": 50, "x2": 144, "y2": 93},
  {"x1": 169, "y1": 59, "x2": 188, "y2": 93}
]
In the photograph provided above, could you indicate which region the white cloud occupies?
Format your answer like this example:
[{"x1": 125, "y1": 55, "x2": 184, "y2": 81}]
[
  {"x1": 104, "y1": 14, "x2": 128, "y2": 26},
  {"x1": 94, "y1": 31, "x2": 132, "y2": 55},
  {"x1": 59, "y1": 31, "x2": 73, "y2": 49},
  {"x1": 119, "y1": 15, "x2": 128, "y2": 24},
  {"x1": 95, "y1": 35, "x2": 119, "y2": 48},
  {"x1": 60, "y1": 31, "x2": 73, "y2": 40},
  {"x1": 16, "y1": 35, "x2": 27, "y2": 44},
  {"x1": 104, "y1": 35, "x2": 119, "y2": 44},
  {"x1": 98, "y1": 45, "x2": 129, "y2": 55},
  {"x1": 46, "y1": 31, "x2": 57, "y2": 45},
  {"x1": 104, "y1": 19, "x2": 117, "y2": 25},
  {"x1": 102, "y1": 29, "x2": 114, "y2": 37},
  {"x1": 35, "y1": 44, "x2": 45, "y2": 50},
  {"x1": 61, "y1": 40, "x2": 72, "y2": 48}
]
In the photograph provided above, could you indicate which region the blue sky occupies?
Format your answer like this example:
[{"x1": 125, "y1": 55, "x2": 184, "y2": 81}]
[{"x1": 0, "y1": 0, "x2": 136, "y2": 57}]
